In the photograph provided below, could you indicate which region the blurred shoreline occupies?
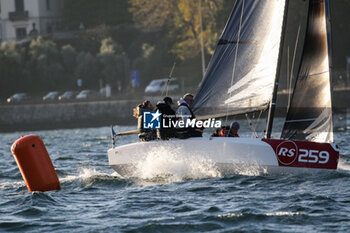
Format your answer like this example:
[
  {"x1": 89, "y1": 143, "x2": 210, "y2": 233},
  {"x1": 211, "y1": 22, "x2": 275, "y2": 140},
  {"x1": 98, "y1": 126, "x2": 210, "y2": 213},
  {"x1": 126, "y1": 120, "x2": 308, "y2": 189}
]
[
  {"x1": 0, "y1": 99, "x2": 140, "y2": 132},
  {"x1": 0, "y1": 90, "x2": 349, "y2": 133}
]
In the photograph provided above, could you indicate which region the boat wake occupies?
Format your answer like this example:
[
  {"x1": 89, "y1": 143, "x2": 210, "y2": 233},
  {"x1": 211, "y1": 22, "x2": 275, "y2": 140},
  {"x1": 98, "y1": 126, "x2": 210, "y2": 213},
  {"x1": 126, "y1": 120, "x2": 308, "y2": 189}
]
[
  {"x1": 337, "y1": 158, "x2": 350, "y2": 172},
  {"x1": 226, "y1": 164, "x2": 269, "y2": 177},
  {"x1": 60, "y1": 167, "x2": 111, "y2": 183},
  {"x1": 126, "y1": 145, "x2": 269, "y2": 183},
  {"x1": 59, "y1": 167, "x2": 126, "y2": 189},
  {"x1": 131, "y1": 146, "x2": 221, "y2": 182},
  {"x1": 109, "y1": 140, "x2": 274, "y2": 183}
]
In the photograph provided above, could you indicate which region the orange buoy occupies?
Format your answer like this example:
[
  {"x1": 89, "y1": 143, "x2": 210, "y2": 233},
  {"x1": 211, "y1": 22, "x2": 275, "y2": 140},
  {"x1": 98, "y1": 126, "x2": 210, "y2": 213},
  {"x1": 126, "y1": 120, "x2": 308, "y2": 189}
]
[{"x1": 11, "y1": 135, "x2": 60, "y2": 192}]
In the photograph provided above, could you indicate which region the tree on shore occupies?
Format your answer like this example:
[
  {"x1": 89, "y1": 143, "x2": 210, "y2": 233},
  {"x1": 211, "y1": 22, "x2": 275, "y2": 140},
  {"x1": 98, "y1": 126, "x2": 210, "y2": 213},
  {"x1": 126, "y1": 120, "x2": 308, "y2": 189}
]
[
  {"x1": 0, "y1": 42, "x2": 26, "y2": 97},
  {"x1": 28, "y1": 36, "x2": 64, "y2": 91},
  {"x1": 129, "y1": 0, "x2": 227, "y2": 60},
  {"x1": 97, "y1": 37, "x2": 130, "y2": 92}
]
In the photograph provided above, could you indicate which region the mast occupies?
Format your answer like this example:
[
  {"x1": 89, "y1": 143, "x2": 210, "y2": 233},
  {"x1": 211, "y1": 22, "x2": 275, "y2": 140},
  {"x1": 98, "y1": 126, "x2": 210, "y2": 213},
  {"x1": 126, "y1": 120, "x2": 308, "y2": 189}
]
[
  {"x1": 325, "y1": 0, "x2": 334, "y2": 121},
  {"x1": 199, "y1": 0, "x2": 206, "y2": 77},
  {"x1": 265, "y1": 0, "x2": 290, "y2": 139}
]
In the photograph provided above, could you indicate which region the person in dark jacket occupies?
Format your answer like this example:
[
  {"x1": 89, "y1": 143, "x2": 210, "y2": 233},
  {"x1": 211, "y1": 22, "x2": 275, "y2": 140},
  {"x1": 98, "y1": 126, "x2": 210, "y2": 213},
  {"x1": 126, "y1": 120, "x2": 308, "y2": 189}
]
[{"x1": 155, "y1": 97, "x2": 176, "y2": 140}]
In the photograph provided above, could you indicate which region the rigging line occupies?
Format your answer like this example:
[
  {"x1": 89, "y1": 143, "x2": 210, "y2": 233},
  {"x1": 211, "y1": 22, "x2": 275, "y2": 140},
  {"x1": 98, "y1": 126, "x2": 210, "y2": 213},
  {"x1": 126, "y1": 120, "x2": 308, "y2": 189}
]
[
  {"x1": 299, "y1": 70, "x2": 329, "y2": 78},
  {"x1": 199, "y1": 0, "x2": 206, "y2": 77},
  {"x1": 225, "y1": 0, "x2": 245, "y2": 125},
  {"x1": 218, "y1": 39, "x2": 256, "y2": 45},
  {"x1": 245, "y1": 113, "x2": 253, "y2": 135},
  {"x1": 288, "y1": 24, "x2": 301, "y2": 109},
  {"x1": 245, "y1": 113, "x2": 258, "y2": 138},
  {"x1": 166, "y1": 62, "x2": 176, "y2": 97},
  {"x1": 285, "y1": 118, "x2": 317, "y2": 123},
  {"x1": 250, "y1": 110, "x2": 263, "y2": 138},
  {"x1": 253, "y1": 110, "x2": 264, "y2": 138},
  {"x1": 287, "y1": 45, "x2": 290, "y2": 103},
  {"x1": 161, "y1": 62, "x2": 176, "y2": 97}
]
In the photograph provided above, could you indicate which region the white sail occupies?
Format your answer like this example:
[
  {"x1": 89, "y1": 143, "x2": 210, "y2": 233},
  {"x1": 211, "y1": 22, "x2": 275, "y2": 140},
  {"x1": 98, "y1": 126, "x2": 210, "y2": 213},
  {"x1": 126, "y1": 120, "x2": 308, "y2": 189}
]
[
  {"x1": 193, "y1": 0, "x2": 287, "y2": 119},
  {"x1": 225, "y1": 1, "x2": 286, "y2": 107}
]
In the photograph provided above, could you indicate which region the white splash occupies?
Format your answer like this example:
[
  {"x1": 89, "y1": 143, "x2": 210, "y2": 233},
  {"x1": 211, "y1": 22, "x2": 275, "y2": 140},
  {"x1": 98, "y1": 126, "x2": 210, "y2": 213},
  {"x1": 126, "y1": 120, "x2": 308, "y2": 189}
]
[
  {"x1": 337, "y1": 159, "x2": 350, "y2": 172},
  {"x1": 132, "y1": 145, "x2": 221, "y2": 182},
  {"x1": 232, "y1": 163, "x2": 268, "y2": 176}
]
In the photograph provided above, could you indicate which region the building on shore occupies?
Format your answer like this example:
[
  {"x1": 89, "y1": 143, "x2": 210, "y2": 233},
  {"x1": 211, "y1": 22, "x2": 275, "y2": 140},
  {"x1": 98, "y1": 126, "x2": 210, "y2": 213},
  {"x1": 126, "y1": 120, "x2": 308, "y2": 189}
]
[{"x1": 0, "y1": 0, "x2": 64, "y2": 42}]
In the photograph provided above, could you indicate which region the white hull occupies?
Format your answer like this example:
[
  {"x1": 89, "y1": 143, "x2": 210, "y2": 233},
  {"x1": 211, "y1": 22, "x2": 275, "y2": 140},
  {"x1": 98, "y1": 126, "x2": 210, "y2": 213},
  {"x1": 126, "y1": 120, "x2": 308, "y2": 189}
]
[{"x1": 108, "y1": 137, "x2": 338, "y2": 177}]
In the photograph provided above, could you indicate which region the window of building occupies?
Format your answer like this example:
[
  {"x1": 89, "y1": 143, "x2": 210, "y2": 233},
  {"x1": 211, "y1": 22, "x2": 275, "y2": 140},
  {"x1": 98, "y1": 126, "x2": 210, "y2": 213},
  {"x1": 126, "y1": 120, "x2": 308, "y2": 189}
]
[
  {"x1": 15, "y1": 0, "x2": 24, "y2": 12},
  {"x1": 46, "y1": 0, "x2": 51, "y2": 10},
  {"x1": 16, "y1": 27, "x2": 27, "y2": 40}
]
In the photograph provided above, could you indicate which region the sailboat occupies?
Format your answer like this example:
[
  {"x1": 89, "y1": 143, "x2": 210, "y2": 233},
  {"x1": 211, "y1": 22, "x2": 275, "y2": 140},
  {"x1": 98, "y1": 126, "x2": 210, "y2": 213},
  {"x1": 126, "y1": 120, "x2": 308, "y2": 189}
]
[{"x1": 108, "y1": 0, "x2": 339, "y2": 177}]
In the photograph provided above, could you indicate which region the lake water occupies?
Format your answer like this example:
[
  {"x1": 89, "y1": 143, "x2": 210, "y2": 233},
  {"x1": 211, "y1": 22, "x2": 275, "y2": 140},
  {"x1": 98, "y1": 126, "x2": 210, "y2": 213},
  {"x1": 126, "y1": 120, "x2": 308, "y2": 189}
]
[{"x1": 1, "y1": 118, "x2": 350, "y2": 232}]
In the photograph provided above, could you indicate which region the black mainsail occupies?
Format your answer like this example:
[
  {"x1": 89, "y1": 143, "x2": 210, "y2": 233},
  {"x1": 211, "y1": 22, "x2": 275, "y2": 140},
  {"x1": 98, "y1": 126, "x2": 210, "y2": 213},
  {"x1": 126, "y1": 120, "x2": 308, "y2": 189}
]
[
  {"x1": 192, "y1": 0, "x2": 287, "y2": 119},
  {"x1": 281, "y1": 0, "x2": 333, "y2": 143}
]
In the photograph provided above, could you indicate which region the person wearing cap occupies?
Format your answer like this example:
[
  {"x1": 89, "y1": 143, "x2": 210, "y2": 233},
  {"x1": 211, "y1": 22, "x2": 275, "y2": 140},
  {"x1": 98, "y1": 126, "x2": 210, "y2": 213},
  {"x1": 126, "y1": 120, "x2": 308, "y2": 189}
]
[
  {"x1": 176, "y1": 93, "x2": 195, "y2": 123},
  {"x1": 176, "y1": 93, "x2": 202, "y2": 138},
  {"x1": 228, "y1": 122, "x2": 240, "y2": 137},
  {"x1": 155, "y1": 97, "x2": 176, "y2": 140}
]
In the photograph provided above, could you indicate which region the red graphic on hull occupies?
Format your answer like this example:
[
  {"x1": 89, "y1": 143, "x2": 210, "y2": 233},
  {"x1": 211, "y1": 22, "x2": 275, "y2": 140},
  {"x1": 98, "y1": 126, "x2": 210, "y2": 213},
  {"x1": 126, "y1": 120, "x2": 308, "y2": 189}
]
[{"x1": 262, "y1": 139, "x2": 339, "y2": 170}]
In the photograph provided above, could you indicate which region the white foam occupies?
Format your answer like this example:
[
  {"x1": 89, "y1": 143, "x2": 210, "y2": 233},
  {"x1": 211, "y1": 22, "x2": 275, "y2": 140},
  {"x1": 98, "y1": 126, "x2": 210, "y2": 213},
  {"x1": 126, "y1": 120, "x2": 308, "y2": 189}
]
[
  {"x1": 230, "y1": 163, "x2": 268, "y2": 176},
  {"x1": 218, "y1": 213, "x2": 243, "y2": 218},
  {"x1": 337, "y1": 159, "x2": 350, "y2": 172},
  {"x1": 218, "y1": 211, "x2": 303, "y2": 218},
  {"x1": 132, "y1": 145, "x2": 221, "y2": 182},
  {"x1": 266, "y1": 211, "x2": 303, "y2": 216},
  {"x1": 60, "y1": 167, "x2": 114, "y2": 183},
  {"x1": 0, "y1": 181, "x2": 24, "y2": 190}
]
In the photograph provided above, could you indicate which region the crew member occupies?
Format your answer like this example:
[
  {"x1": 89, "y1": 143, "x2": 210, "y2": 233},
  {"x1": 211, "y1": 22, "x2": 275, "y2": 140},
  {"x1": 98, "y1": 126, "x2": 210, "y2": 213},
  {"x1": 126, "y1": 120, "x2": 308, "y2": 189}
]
[
  {"x1": 176, "y1": 93, "x2": 202, "y2": 138},
  {"x1": 155, "y1": 97, "x2": 176, "y2": 140},
  {"x1": 211, "y1": 122, "x2": 240, "y2": 137},
  {"x1": 228, "y1": 122, "x2": 240, "y2": 137},
  {"x1": 133, "y1": 100, "x2": 156, "y2": 141}
]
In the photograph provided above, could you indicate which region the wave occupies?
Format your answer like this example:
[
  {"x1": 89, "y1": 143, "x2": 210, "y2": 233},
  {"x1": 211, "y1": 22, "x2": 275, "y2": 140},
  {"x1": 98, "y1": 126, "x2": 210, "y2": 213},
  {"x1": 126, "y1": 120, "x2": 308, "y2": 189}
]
[
  {"x1": 217, "y1": 211, "x2": 304, "y2": 219},
  {"x1": 60, "y1": 167, "x2": 118, "y2": 183},
  {"x1": 0, "y1": 181, "x2": 25, "y2": 190},
  {"x1": 58, "y1": 167, "x2": 129, "y2": 190}
]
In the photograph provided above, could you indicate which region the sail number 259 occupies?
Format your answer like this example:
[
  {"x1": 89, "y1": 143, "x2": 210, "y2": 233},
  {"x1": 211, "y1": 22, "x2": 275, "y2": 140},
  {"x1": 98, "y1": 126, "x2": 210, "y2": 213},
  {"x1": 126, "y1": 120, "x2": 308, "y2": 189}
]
[{"x1": 298, "y1": 149, "x2": 329, "y2": 164}]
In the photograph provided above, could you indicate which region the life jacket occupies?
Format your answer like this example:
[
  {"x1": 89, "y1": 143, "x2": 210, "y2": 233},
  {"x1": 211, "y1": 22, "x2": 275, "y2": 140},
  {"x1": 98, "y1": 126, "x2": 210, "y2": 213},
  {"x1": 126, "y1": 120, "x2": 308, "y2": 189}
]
[
  {"x1": 219, "y1": 128, "x2": 229, "y2": 137},
  {"x1": 179, "y1": 102, "x2": 195, "y2": 119},
  {"x1": 218, "y1": 127, "x2": 239, "y2": 137}
]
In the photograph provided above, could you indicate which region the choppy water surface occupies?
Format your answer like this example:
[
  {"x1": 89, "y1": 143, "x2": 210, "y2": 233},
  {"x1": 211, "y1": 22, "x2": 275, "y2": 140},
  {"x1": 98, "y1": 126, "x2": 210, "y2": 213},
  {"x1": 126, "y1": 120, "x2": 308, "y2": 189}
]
[{"x1": 1, "y1": 121, "x2": 350, "y2": 232}]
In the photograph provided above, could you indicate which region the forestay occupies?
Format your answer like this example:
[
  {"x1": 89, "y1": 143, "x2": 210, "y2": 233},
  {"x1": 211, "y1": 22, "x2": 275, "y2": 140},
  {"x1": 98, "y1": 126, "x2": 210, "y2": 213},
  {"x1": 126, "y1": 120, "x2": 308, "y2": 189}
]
[
  {"x1": 193, "y1": 0, "x2": 287, "y2": 119},
  {"x1": 281, "y1": 0, "x2": 333, "y2": 143}
]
